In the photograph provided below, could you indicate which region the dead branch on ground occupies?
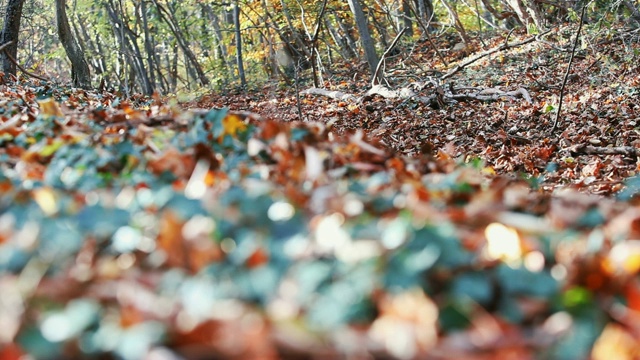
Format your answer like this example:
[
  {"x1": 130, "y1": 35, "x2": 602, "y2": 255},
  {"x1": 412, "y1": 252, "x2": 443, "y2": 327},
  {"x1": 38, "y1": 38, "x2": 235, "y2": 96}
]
[
  {"x1": 302, "y1": 84, "x2": 532, "y2": 108},
  {"x1": 567, "y1": 144, "x2": 640, "y2": 157},
  {"x1": 300, "y1": 88, "x2": 357, "y2": 102}
]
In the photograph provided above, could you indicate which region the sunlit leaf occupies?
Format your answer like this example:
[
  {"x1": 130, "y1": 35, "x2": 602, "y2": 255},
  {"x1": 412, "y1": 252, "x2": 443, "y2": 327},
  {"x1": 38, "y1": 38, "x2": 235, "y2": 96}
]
[
  {"x1": 37, "y1": 98, "x2": 64, "y2": 118},
  {"x1": 485, "y1": 222, "x2": 522, "y2": 263}
]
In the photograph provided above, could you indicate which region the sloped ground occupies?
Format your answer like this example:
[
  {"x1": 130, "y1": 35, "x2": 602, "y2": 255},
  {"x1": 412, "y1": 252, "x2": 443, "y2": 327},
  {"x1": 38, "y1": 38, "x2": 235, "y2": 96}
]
[
  {"x1": 1, "y1": 24, "x2": 640, "y2": 360},
  {"x1": 195, "y1": 24, "x2": 640, "y2": 195}
]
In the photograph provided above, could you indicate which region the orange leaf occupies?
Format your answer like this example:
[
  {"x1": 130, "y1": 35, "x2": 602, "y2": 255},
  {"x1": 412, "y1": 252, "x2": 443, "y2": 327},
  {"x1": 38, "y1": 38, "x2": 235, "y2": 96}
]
[{"x1": 246, "y1": 247, "x2": 269, "y2": 268}]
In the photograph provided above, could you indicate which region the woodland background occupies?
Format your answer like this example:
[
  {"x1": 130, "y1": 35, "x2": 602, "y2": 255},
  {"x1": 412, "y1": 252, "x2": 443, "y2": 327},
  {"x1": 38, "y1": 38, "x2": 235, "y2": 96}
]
[{"x1": 0, "y1": 0, "x2": 640, "y2": 359}]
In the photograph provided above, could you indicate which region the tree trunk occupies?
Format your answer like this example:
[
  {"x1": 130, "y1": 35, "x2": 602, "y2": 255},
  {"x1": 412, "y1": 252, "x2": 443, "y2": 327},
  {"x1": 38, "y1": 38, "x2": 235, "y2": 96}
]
[
  {"x1": 347, "y1": 0, "x2": 379, "y2": 82},
  {"x1": 55, "y1": 0, "x2": 91, "y2": 88},
  {"x1": 140, "y1": 0, "x2": 158, "y2": 92},
  {"x1": 234, "y1": 1, "x2": 247, "y2": 88},
  {"x1": 151, "y1": 0, "x2": 209, "y2": 87},
  {"x1": 0, "y1": 0, "x2": 26, "y2": 83},
  {"x1": 417, "y1": 0, "x2": 436, "y2": 24},
  {"x1": 402, "y1": 0, "x2": 414, "y2": 36}
]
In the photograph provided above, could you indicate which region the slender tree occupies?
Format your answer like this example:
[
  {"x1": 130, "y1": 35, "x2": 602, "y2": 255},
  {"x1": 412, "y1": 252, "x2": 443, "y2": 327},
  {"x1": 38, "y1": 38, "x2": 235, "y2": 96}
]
[
  {"x1": 56, "y1": 0, "x2": 91, "y2": 88},
  {"x1": 347, "y1": 0, "x2": 379, "y2": 82},
  {"x1": 0, "y1": 0, "x2": 26, "y2": 83},
  {"x1": 140, "y1": 0, "x2": 158, "y2": 92},
  {"x1": 402, "y1": 0, "x2": 414, "y2": 36},
  {"x1": 234, "y1": 0, "x2": 247, "y2": 88}
]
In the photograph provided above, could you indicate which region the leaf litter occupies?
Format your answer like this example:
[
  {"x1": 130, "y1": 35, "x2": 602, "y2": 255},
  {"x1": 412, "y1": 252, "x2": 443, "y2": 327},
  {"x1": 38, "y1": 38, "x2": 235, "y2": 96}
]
[{"x1": 0, "y1": 25, "x2": 640, "y2": 359}]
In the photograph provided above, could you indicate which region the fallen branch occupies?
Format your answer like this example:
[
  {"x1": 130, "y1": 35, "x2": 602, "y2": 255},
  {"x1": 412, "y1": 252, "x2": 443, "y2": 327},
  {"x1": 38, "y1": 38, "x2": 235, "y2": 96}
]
[
  {"x1": 300, "y1": 88, "x2": 357, "y2": 102},
  {"x1": 364, "y1": 84, "x2": 438, "y2": 107},
  {"x1": 303, "y1": 84, "x2": 531, "y2": 108},
  {"x1": 451, "y1": 87, "x2": 532, "y2": 103},
  {"x1": 441, "y1": 29, "x2": 551, "y2": 81},
  {"x1": 567, "y1": 144, "x2": 640, "y2": 157}
]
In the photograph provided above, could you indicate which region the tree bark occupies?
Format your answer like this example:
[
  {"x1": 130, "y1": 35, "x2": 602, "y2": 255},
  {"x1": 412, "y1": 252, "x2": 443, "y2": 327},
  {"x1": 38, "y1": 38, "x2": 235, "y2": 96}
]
[
  {"x1": 347, "y1": 0, "x2": 379, "y2": 82},
  {"x1": 417, "y1": 0, "x2": 436, "y2": 26},
  {"x1": 0, "y1": 0, "x2": 25, "y2": 83},
  {"x1": 140, "y1": 0, "x2": 158, "y2": 92},
  {"x1": 402, "y1": 0, "x2": 414, "y2": 36},
  {"x1": 55, "y1": 0, "x2": 91, "y2": 88},
  {"x1": 234, "y1": 1, "x2": 247, "y2": 88}
]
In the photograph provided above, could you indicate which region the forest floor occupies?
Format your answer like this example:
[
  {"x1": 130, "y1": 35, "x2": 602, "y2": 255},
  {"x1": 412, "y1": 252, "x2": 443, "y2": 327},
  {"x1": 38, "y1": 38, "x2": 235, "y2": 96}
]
[
  {"x1": 2, "y1": 22, "x2": 640, "y2": 360},
  {"x1": 192, "y1": 23, "x2": 640, "y2": 196}
]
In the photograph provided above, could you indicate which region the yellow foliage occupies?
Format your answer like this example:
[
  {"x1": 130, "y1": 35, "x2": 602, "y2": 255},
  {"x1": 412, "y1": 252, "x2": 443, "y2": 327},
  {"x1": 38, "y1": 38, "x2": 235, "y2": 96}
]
[{"x1": 222, "y1": 113, "x2": 248, "y2": 137}]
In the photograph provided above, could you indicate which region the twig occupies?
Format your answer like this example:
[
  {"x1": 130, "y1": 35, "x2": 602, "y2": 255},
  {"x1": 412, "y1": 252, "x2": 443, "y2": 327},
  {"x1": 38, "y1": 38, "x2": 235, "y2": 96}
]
[
  {"x1": 441, "y1": 30, "x2": 549, "y2": 80},
  {"x1": 504, "y1": 28, "x2": 516, "y2": 46},
  {"x1": 372, "y1": 27, "x2": 408, "y2": 86},
  {"x1": 294, "y1": 60, "x2": 304, "y2": 121},
  {"x1": 550, "y1": 4, "x2": 587, "y2": 134},
  {"x1": 0, "y1": 41, "x2": 13, "y2": 53}
]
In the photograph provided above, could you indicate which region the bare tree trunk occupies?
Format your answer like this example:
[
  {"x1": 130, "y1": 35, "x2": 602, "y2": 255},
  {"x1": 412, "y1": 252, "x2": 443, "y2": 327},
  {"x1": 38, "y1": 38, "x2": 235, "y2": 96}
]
[
  {"x1": 402, "y1": 0, "x2": 414, "y2": 36},
  {"x1": 504, "y1": 0, "x2": 545, "y2": 32},
  {"x1": 169, "y1": 41, "x2": 178, "y2": 91},
  {"x1": 368, "y1": 4, "x2": 390, "y2": 48},
  {"x1": 417, "y1": 0, "x2": 436, "y2": 24},
  {"x1": 151, "y1": 0, "x2": 209, "y2": 87},
  {"x1": 279, "y1": 0, "x2": 312, "y2": 59},
  {"x1": 0, "y1": 0, "x2": 25, "y2": 83},
  {"x1": 234, "y1": 1, "x2": 247, "y2": 88},
  {"x1": 56, "y1": 0, "x2": 91, "y2": 88},
  {"x1": 523, "y1": 0, "x2": 545, "y2": 30},
  {"x1": 347, "y1": 0, "x2": 380, "y2": 82},
  {"x1": 140, "y1": 0, "x2": 158, "y2": 92},
  {"x1": 305, "y1": 0, "x2": 328, "y2": 87}
]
